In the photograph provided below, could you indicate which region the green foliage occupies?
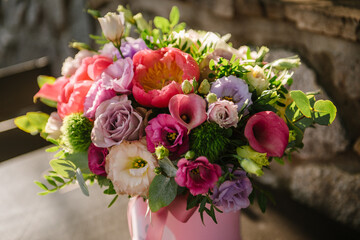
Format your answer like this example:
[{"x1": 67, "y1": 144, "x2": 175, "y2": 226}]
[
  {"x1": 190, "y1": 122, "x2": 230, "y2": 162},
  {"x1": 290, "y1": 90, "x2": 312, "y2": 118},
  {"x1": 313, "y1": 100, "x2": 337, "y2": 125},
  {"x1": 76, "y1": 168, "x2": 89, "y2": 196},
  {"x1": 148, "y1": 175, "x2": 177, "y2": 212},
  {"x1": 37, "y1": 75, "x2": 55, "y2": 88},
  {"x1": 208, "y1": 57, "x2": 248, "y2": 79},
  {"x1": 14, "y1": 112, "x2": 49, "y2": 136},
  {"x1": 158, "y1": 157, "x2": 177, "y2": 177},
  {"x1": 49, "y1": 159, "x2": 76, "y2": 179},
  {"x1": 187, "y1": 194, "x2": 222, "y2": 224},
  {"x1": 61, "y1": 113, "x2": 93, "y2": 153}
]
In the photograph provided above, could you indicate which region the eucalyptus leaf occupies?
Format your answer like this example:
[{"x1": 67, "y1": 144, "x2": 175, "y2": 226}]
[
  {"x1": 158, "y1": 157, "x2": 177, "y2": 177},
  {"x1": 49, "y1": 159, "x2": 76, "y2": 178},
  {"x1": 66, "y1": 152, "x2": 92, "y2": 174},
  {"x1": 149, "y1": 175, "x2": 177, "y2": 212},
  {"x1": 76, "y1": 168, "x2": 89, "y2": 197},
  {"x1": 313, "y1": 100, "x2": 337, "y2": 125},
  {"x1": 290, "y1": 90, "x2": 312, "y2": 118}
]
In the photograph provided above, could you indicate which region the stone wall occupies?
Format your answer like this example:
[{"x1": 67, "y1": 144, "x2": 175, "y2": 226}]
[{"x1": 1, "y1": 0, "x2": 360, "y2": 230}]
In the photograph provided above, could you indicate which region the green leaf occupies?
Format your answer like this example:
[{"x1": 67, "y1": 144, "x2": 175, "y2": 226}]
[
  {"x1": 76, "y1": 168, "x2": 89, "y2": 197},
  {"x1": 173, "y1": 22, "x2": 186, "y2": 32},
  {"x1": 66, "y1": 152, "x2": 92, "y2": 174},
  {"x1": 40, "y1": 98, "x2": 57, "y2": 108},
  {"x1": 108, "y1": 195, "x2": 119, "y2": 208},
  {"x1": 149, "y1": 175, "x2": 177, "y2": 212},
  {"x1": 37, "y1": 75, "x2": 55, "y2": 88},
  {"x1": 187, "y1": 194, "x2": 203, "y2": 210},
  {"x1": 313, "y1": 100, "x2": 337, "y2": 125},
  {"x1": 169, "y1": 6, "x2": 180, "y2": 26},
  {"x1": 49, "y1": 159, "x2": 76, "y2": 178},
  {"x1": 87, "y1": 9, "x2": 101, "y2": 19},
  {"x1": 257, "y1": 192, "x2": 267, "y2": 213},
  {"x1": 34, "y1": 181, "x2": 48, "y2": 191},
  {"x1": 238, "y1": 158, "x2": 263, "y2": 176},
  {"x1": 14, "y1": 112, "x2": 49, "y2": 135},
  {"x1": 158, "y1": 157, "x2": 177, "y2": 177},
  {"x1": 290, "y1": 90, "x2": 312, "y2": 118},
  {"x1": 46, "y1": 146, "x2": 60, "y2": 152},
  {"x1": 273, "y1": 157, "x2": 284, "y2": 165},
  {"x1": 44, "y1": 176, "x2": 57, "y2": 187},
  {"x1": 154, "y1": 16, "x2": 170, "y2": 33},
  {"x1": 38, "y1": 191, "x2": 50, "y2": 196},
  {"x1": 51, "y1": 176, "x2": 65, "y2": 184}
]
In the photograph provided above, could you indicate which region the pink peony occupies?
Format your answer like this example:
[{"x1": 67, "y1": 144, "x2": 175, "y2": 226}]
[
  {"x1": 175, "y1": 156, "x2": 221, "y2": 196},
  {"x1": 101, "y1": 58, "x2": 134, "y2": 94},
  {"x1": 88, "y1": 143, "x2": 108, "y2": 176},
  {"x1": 145, "y1": 114, "x2": 189, "y2": 159},
  {"x1": 132, "y1": 47, "x2": 200, "y2": 108},
  {"x1": 57, "y1": 79, "x2": 93, "y2": 119},
  {"x1": 71, "y1": 55, "x2": 113, "y2": 82},
  {"x1": 169, "y1": 93, "x2": 207, "y2": 130},
  {"x1": 244, "y1": 111, "x2": 289, "y2": 157}
]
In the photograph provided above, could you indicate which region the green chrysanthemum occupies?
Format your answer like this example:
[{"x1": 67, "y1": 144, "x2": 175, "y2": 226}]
[
  {"x1": 61, "y1": 113, "x2": 93, "y2": 153},
  {"x1": 190, "y1": 122, "x2": 230, "y2": 162}
]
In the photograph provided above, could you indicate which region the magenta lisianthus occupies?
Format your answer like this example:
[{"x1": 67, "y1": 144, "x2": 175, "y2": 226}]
[
  {"x1": 132, "y1": 47, "x2": 200, "y2": 108},
  {"x1": 175, "y1": 156, "x2": 221, "y2": 196},
  {"x1": 88, "y1": 143, "x2": 108, "y2": 176},
  {"x1": 145, "y1": 114, "x2": 189, "y2": 158},
  {"x1": 169, "y1": 93, "x2": 207, "y2": 130},
  {"x1": 244, "y1": 111, "x2": 289, "y2": 157}
]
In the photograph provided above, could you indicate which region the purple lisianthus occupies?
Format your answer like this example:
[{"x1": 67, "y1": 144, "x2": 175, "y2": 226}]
[
  {"x1": 91, "y1": 95, "x2": 143, "y2": 148},
  {"x1": 207, "y1": 100, "x2": 239, "y2": 128},
  {"x1": 83, "y1": 79, "x2": 117, "y2": 119},
  {"x1": 211, "y1": 170, "x2": 252, "y2": 212},
  {"x1": 88, "y1": 143, "x2": 108, "y2": 176},
  {"x1": 210, "y1": 75, "x2": 252, "y2": 112},
  {"x1": 145, "y1": 114, "x2": 189, "y2": 158},
  {"x1": 100, "y1": 37, "x2": 148, "y2": 59}
]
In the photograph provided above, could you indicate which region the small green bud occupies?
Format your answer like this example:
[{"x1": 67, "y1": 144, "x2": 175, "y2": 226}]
[
  {"x1": 206, "y1": 93, "x2": 218, "y2": 104},
  {"x1": 117, "y1": 5, "x2": 135, "y2": 24},
  {"x1": 271, "y1": 56, "x2": 301, "y2": 70},
  {"x1": 181, "y1": 80, "x2": 193, "y2": 94},
  {"x1": 256, "y1": 46, "x2": 269, "y2": 62},
  {"x1": 155, "y1": 145, "x2": 169, "y2": 159},
  {"x1": 154, "y1": 167, "x2": 162, "y2": 175},
  {"x1": 133, "y1": 13, "x2": 151, "y2": 32},
  {"x1": 237, "y1": 145, "x2": 269, "y2": 167},
  {"x1": 185, "y1": 151, "x2": 195, "y2": 160},
  {"x1": 198, "y1": 79, "x2": 210, "y2": 95},
  {"x1": 69, "y1": 42, "x2": 92, "y2": 51}
]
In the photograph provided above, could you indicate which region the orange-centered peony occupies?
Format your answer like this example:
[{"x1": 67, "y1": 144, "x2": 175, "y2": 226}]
[{"x1": 132, "y1": 47, "x2": 200, "y2": 108}]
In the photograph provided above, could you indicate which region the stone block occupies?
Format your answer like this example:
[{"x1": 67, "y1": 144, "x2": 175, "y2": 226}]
[
  {"x1": 290, "y1": 164, "x2": 360, "y2": 229},
  {"x1": 235, "y1": 0, "x2": 263, "y2": 17}
]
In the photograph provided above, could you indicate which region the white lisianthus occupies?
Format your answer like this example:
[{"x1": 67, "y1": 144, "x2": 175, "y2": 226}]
[
  {"x1": 170, "y1": 29, "x2": 200, "y2": 51},
  {"x1": 245, "y1": 65, "x2": 269, "y2": 95},
  {"x1": 44, "y1": 112, "x2": 62, "y2": 140},
  {"x1": 98, "y1": 12, "x2": 125, "y2": 46},
  {"x1": 105, "y1": 138, "x2": 157, "y2": 197},
  {"x1": 61, "y1": 50, "x2": 94, "y2": 77}
]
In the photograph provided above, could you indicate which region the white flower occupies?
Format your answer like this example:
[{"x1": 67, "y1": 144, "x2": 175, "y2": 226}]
[
  {"x1": 105, "y1": 138, "x2": 157, "y2": 197},
  {"x1": 245, "y1": 65, "x2": 269, "y2": 95},
  {"x1": 98, "y1": 12, "x2": 125, "y2": 46},
  {"x1": 207, "y1": 100, "x2": 239, "y2": 128},
  {"x1": 61, "y1": 50, "x2": 94, "y2": 77},
  {"x1": 44, "y1": 112, "x2": 62, "y2": 140}
]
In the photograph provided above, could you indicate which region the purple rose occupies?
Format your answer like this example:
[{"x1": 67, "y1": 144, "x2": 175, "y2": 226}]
[
  {"x1": 145, "y1": 114, "x2": 189, "y2": 158},
  {"x1": 83, "y1": 79, "x2": 117, "y2": 119},
  {"x1": 101, "y1": 58, "x2": 134, "y2": 94},
  {"x1": 207, "y1": 100, "x2": 239, "y2": 128},
  {"x1": 210, "y1": 75, "x2": 252, "y2": 112},
  {"x1": 91, "y1": 95, "x2": 143, "y2": 148},
  {"x1": 211, "y1": 170, "x2": 252, "y2": 212},
  {"x1": 100, "y1": 37, "x2": 148, "y2": 59},
  {"x1": 88, "y1": 143, "x2": 108, "y2": 176}
]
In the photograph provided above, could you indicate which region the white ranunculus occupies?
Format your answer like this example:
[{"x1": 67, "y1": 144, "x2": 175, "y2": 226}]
[
  {"x1": 105, "y1": 138, "x2": 157, "y2": 197},
  {"x1": 245, "y1": 65, "x2": 269, "y2": 95},
  {"x1": 98, "y1": 12, "x2": 125, "y2": 46},
  {"x1": 44, "y1": 112, "x2": 62, "y2": 140},
  {"x1": 61, "y1": 50, "x2": 94, "y2": 77}
]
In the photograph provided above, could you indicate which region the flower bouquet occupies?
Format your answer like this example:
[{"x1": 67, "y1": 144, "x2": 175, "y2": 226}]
[{"x1": 15, "y1": 5, "x2": 337, "y2": 240}]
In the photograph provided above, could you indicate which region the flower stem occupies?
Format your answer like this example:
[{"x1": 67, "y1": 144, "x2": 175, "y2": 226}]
[
  {"x1": 116, "y1": 45, "x2": 125, "y2": 59},
  {"x1": 292, "y1": 115, "x2": 306, "y2": 123}
]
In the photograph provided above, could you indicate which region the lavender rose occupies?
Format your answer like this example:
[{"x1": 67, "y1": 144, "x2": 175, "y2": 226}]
[
  {"x1": 211, "y1": 170, "x2": 252, "y2": 212},
  {"x1": 207, "y1": 100, "x2": 239, "y2": 128},
  {"x1": 91, "y1": 95, "x2": 143, "y2": 148},
  {"x1": 88, "y1": 143, "x2": 108, "y2": 176},
  {"x1": 83, "y1": 79, "x2": 117, "y2": 119},
  {"x1": 210, "y1": 75, "x2": 252, "y2": 112}
]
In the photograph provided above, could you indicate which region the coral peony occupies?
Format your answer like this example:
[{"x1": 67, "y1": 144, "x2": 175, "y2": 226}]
[
  {"x1": 145, "y1": 114, "x2": 189, "y2": 158},
  {"x1": 71, "y1": 55, "x2": 113, "y2": 83},
  {"x1": 132, "y1": 47, "x2": 200, "y2": 108},
  {"x1": 105, "y1": 138, "x2": 157, "y2": 196},
  {"x1": 169, "y1": 93, "x2": 207, "y2": 130},
  {"x1": 244, "y1": 111, "x2": 289, "y2": 157},
  {"x1": 175, "y1": 156, "x2": 221, "y2": 195}
]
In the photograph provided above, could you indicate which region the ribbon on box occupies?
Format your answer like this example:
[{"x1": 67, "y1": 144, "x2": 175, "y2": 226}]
[{"x1": 127, "y1": 194, "x2": 198, "y2": 240}]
